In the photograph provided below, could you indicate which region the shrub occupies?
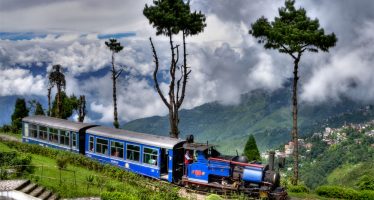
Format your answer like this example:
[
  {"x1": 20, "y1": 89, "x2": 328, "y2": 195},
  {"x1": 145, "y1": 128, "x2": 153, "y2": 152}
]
[
  {"x1": 356, "y1": 175, "x2": 374, "y2": 191},
  {"x1": 206, "y1": 194, "x2": 224, "y2": 200},
  {"x1": 0, "y1": 151, "x2": 33, "y2": 177},
  {"x1": 288, "y1": 184, "x2": 310, "y2": 193},
  {"x1": 358, "y1": 190, "x2": 374, "y2": 200},
  {"x1": 316, "y1": 185, "x2": 358, "y2": 199},
  {"x1": 56, "y1": 154, "x2": 69, "y2": 170},
  {"x1": 101, "y1": 192, "x2": 137, "y2": 200}
]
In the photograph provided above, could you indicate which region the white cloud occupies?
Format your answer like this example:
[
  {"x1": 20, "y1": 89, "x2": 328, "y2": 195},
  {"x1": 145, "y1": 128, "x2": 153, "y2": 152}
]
[
  {"x1": 301, "y1": 21, "x2": 374, "y2": 103},
  {"x1": 0, "y1": 68, "x2": 46, "y2": 96}
]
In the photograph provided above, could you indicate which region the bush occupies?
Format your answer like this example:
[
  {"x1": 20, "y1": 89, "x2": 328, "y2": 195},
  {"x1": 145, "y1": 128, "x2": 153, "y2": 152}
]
[
  {"x1": 316, "y1": 185, "x2": 358, "y2": 199},
  {"x1": 358, "y1": 190, "x2": 374, "y2": 200},
  {"x1": 356, "y1": 175, "x2": 374, "y2": 191},
  {"x1": 206, "y1": 194, "x2": 224, "y2": 200},
  {"x1": 287, "y1": 184, "x2": 310, "y2": 193},
  {"x1": 101, "y1": 192, "x2": 137, "y2": 200},
  {"x1": 56, "y1": 154, "x2": 69, "y2": 170},
  {"x1": 0, "y1": 151, "x2": 33, "y2": 177}
]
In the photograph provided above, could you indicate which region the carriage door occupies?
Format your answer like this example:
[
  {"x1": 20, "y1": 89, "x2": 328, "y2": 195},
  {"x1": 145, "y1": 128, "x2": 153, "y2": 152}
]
[{"x1": 160, "y1": 148, "x2": 168, "y2": 180}]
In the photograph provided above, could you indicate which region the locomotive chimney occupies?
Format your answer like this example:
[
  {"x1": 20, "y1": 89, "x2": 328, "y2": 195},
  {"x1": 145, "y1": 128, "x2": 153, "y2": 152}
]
[{"x1": 268, "y1": 151, "x2": 275, "y2": 171}]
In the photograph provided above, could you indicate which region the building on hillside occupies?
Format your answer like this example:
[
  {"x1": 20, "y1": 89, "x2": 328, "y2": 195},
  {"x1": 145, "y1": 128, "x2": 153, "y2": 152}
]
[{"x1": 285, "y1": 141, "x2": 294, "y2": 157}]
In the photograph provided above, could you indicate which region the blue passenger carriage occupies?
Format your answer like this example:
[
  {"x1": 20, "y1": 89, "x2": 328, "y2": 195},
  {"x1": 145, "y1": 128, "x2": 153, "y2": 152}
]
[
  {"x1": 85, "y1": 126, "x2": 185, "y2": 182},
  {"x1": 22, "y1": 116, "x2": 96, "y2": 154}
]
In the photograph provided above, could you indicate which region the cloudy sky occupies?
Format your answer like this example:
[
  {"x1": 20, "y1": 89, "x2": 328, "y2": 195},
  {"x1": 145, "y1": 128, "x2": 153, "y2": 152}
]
[{"x1": 1, "y1": 0, "x2": 374, "y2": 124}]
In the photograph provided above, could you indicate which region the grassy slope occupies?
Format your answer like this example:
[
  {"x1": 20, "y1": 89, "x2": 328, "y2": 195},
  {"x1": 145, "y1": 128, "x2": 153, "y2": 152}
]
[
  {"x1": 0, "y1": 139, "x2": 181, "y2": 199},
  {"x1": 0, "y1": 141, "x2": 128, "y2": 197},
  {"x1": 327, "y1": 162, "x2": 374, "y2": 189}
]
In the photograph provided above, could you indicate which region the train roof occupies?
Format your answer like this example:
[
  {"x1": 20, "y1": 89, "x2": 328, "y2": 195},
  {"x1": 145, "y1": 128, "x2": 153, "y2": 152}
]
[
  {"x1": 88, "y1": 126, "x2": 185, "y2": 149},
  {"x1": 23, "y1": 115, "x2": 96, "y2": 131}
]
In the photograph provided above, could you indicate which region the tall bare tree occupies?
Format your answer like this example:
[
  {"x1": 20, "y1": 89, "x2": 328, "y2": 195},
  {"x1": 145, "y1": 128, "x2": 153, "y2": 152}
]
[
  {"x1": 249, "y1": 0, "x2": 337, "y2": 185},
  {"x1": 77, "y1": 95, "x2": 86, "y2": 122},
  {"x1": 48, "y1": 64, "x2": 66, "y2": 118},
  {"x1": 144, "y1": 0, "x2": 206, "y2": 138},
  {"x1": 105, "y1": 39, "x2": 124, "y2": 128}
]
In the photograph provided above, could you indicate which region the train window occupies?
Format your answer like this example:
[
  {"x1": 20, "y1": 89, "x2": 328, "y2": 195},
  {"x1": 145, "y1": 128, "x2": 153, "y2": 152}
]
[
  {"x1": 143, "y1": 147, "x2": 158, "y2": 166},
  {"x1": 72, "y1": 133, "x2": 77, "y2": 148},
  {"x1": 96, "y1": 138, "x2": 109, "y2": 155},
  {"x1": 29, "y1": 124, "x2": 38, "y2": 138},
  {"x1": 39, "y1": 126, "x2": 48, "y2": 140},
  {"x1": 89, "y1": 136, "x2": 94, "y2": 152},
  {"x1": 111, "y1": 141, "x2": 124, "y2": 159},
  {"x1": 49, "y1": 128, "x2": 59, "y2": 144},
  {"x1": 126, "y1": 144, "x2": 140, "y2": 162},
  {"x1": 59, "y1": 130, "x2": 70, "y2": 146}
]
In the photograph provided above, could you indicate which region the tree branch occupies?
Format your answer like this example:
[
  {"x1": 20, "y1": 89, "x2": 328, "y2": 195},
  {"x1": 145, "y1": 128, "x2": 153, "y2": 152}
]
[
  {"x1": 177, "y1": 31, "x2": 190, "y2": 108},
  {"x1": 149, "y1": 37, "x2": 170, "y2": 108},
  {"x1": 280, "y1": 44, "x2": 297, "y2": 60},
  {"x1": 115, "y1": 68, "x2": 123, "y2": 80}
]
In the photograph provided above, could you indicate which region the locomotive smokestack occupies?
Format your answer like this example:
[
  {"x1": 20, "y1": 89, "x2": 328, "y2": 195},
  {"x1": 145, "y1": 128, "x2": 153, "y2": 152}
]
[{"x1": 268, "y1": 151, "x2": 275, "y2": 171}]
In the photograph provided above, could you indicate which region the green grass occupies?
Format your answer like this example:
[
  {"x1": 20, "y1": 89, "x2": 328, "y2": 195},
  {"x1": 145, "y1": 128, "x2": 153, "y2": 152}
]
[
  {"x1": 0, "y1": 142, "x2": 12, "y2": 152},
  {"x1": 0, "y1": 141, "x2": 175, "y2": 198}
]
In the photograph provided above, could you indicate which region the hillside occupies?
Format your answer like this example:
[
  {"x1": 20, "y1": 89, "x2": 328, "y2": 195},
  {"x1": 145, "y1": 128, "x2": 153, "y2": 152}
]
[
  {"x1": 124, "y1": 85, "x2": 372, "y2": 153},
  {"x1": 297, "y1": 123, "x2": 374, "y2": 190}
]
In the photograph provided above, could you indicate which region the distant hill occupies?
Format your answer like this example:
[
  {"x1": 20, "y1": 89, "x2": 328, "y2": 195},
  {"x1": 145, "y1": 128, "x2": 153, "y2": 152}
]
[{"x1": 124, "y1": 85, "x2": 372, "y2": 153}]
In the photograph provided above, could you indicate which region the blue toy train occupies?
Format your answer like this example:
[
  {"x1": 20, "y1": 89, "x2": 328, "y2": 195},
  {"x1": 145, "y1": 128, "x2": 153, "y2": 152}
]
[{"x1": 22, "y1": 116, "x2": 287, "y2": 199}]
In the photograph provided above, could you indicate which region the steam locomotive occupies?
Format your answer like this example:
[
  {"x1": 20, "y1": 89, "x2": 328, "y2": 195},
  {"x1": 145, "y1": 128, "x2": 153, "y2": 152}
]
[{"x1": 22, "y1": 116, "x2": 287, "y2": 199}]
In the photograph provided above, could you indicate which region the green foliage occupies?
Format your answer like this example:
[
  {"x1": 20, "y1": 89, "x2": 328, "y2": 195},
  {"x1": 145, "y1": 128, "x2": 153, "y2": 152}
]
[
  {"x1": 85, "y1": 174, "x2": 95, "y2": 191},
  {"x1": 301, "y1": 134, "x2": 374, "y2": 189},
  {"x1": 250, "y1": 0, "x2": 337, "y2": 54},
  {"x1": 143, "y1": 0, "x2": 206, "y2": 36},
  {"x1": 357, "y1": 190, "x2": 374, "y2": 200},
  {"x1": 315, "y1": 185, "x2": 374, "y2": 200},
  {"x1": 206, "y1": 194, "x2": 223, "y2": 200},
  {"x1": 105, "y1": 39, "x2": 123, "y2": 53},
  {"x1": 56, "y1": 154, "x2": 69, "y2": 170},
  {"x1": 356, "y1": 175, "x2": 374, "y2": 191},
  {"x1": 34, "y1": 102, "x2": 45, "y2": 115},
  {"x1": 0, "y1": 139, "x2": 182, "y2": 199},
  {"x1": 287, "y1": 184, "x2": 310, "y2": 193},
  {"x1": 51, "y1": 92, "x2": 79, "y2": 119},
  {"x1": 11, "y1": 98, "x2": 29, "y2": 131},
  {"x1": 242, "y1": 134, "x2": 260, "y2": 161},
  {"x1": 0, "y1": 151, "x2": 33, "y2": 179},
  {"x1": 101, "y1": 192, "x2": 135, "y2": 200}
]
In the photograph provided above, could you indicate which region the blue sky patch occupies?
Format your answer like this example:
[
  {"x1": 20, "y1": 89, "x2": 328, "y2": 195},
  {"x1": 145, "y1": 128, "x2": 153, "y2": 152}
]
[
  {"x1": 0, "y1": 32, "x2": 47, "y2": 41},
  {"x1": 97, "y1": 32, "x2": 136, "y2": 40}
]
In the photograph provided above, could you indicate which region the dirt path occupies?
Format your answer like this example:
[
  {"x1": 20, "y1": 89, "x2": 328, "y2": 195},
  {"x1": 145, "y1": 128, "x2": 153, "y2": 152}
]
[{"x1": 0, "y1": 133, "x2": 21, "y2": 142}]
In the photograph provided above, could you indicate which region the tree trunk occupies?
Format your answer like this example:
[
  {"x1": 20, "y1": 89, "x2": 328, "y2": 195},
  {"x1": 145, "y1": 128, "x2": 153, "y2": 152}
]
[
  {"x1": 292, "y1": 57, "x2": 300, "y2": 185},
  {"x1": 112, "y1": 53, "x2": 119, "y2": 128},
  {"x1": 168, "y1": 33, "x2": 179, "y2": 138},
  {"x1": 78, "y1": 95, "x2": 86, "y2": 122},
  {"x1": 47, "y1": 87, "x2": 52, "y2": 116},
  {"x1": 57, "y1": 85, "x2": 61, "y2": 118},
  {"x1": 112, "y1": 52, "x2": 119, "y2": 128}
]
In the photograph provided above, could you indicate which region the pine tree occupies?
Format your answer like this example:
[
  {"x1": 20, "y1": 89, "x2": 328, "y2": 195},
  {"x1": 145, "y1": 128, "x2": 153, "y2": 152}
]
[
  {"x1": 11, "y1": 98, "x2": 29, "y2": 131},
  {"x1": 34, "y1": 102, "x2": 45, "y2": 115},
  {"x1": 249, "y1": 0, "x2": 337, "y2": 185},
  {"x1": 243, "y1": 135, "x2": 261, "y2": 162}
]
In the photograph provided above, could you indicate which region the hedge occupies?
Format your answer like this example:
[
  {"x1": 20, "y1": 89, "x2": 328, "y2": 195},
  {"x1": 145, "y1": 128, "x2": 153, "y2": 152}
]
[
  {"x1": 287, "y1": 184, "x2": 310, "y2": 193},
  {"x1": 316, "y1": 185, "x2": 374, "y2": 200}
]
